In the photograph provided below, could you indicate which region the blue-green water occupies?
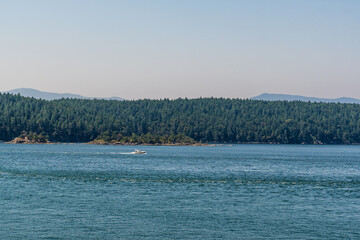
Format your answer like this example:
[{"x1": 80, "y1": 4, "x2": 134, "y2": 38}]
[{"x1": 1, "y1": 144, "x2": 360, "y2": 239}]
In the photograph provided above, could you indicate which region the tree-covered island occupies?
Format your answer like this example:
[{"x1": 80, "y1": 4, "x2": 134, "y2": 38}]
[{"x1": 1, "y1": 92, "x2": 360, "y2": 145}]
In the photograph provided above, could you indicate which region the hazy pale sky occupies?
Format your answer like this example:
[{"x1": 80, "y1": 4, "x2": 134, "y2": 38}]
[{"x1": 1, "y1": 0, "x2": 359, "y2": 99}]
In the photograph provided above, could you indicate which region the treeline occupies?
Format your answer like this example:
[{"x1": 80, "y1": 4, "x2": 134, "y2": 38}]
[{"x1": 1, "y1": 92, "x2": 360, "y2": 144}]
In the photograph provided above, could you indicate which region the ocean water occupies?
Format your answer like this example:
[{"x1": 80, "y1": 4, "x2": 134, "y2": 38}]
[{"x1": 1, "y1": 144, "x2": 360, "y2": 239}]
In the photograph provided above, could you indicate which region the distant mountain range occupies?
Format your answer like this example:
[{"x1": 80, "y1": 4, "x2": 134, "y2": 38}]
[
  {"x1": 251, "y1": 93, "x2": 360, "y2": 104},
  {"x1": 5, "y1": 88, "x2": 124, "y2": 101},
  {"x1": 4, "y1": 89, "x2": 360, "y2": 104}
]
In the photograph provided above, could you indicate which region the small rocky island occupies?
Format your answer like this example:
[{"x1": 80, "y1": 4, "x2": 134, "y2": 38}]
[{"x1": 7, "y1": 132, "x2": 50, "y2": 144}]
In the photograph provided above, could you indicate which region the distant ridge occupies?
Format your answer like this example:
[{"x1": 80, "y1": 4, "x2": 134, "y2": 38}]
[
  {"x1": 5, "y1": 88, "x2": 124, "y2": 101},
  {"x1": 251, "y1": 93, "x2": 360, "y2": 104}
]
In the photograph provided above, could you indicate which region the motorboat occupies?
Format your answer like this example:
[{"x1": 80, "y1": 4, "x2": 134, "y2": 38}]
[{"x1": 131, "y1": 149, "x2": 146, "y2": 154}]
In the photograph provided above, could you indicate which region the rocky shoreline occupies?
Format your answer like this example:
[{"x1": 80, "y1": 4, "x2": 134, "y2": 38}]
[
  {"x1": 6, "y1": 137, "x2": 51, "y2": 144},
  {"x1": 85, "y1": 140, "x2": 221, "y2": 146},
  {"x1": 4, "y1": 138, "x2": 225, "y2": 146}
]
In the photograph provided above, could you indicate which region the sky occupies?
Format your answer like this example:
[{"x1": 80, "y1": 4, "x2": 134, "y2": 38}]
[{"x1": 0, "y1": 0, "x2": 359, "y2": 100}]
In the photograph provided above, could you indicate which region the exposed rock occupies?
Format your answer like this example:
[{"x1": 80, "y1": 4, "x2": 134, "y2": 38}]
[
  {"x1": 7, "y1": 136, "x2": 50, "y2": 144},
  {"x1": 86, "y1": 140, "x2": 216, "y2": 146}
]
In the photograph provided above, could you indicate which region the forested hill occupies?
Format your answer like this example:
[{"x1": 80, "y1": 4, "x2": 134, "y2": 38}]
[{"x1": 1, "y1": 93, "x2": 360, "y2": 144}]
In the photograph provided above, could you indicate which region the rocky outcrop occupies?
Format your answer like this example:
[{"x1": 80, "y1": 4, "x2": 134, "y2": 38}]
[
  {"x1": 7, "y1": 136, "x2": 50, "y2": 144},
  {"x1": 86, "y1": 140, "x2": 214, "y2": 146}
]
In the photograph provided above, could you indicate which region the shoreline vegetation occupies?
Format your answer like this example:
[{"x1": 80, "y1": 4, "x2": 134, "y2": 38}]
[
  {"x1": 6, "y1": 138, "x2": 360, "y2": 146},
  {"x1": 3, "y1": 132, "x2": 360, "y2": 146},
  {"x1": 2, "y1": 93, "x2": 360, "y2": 145},
  {"x1": 6, "y1": 132, "x2": 50, "y2": 144},
  {"x1": 5, "y1": 132, "x2": 359, "y2": 146},
  {"x1": 85, "y1": 140, "x2": 216, "y2": 146},
  {"x1": 4, "y1": 132, "x2": 222, "y2": 146}
]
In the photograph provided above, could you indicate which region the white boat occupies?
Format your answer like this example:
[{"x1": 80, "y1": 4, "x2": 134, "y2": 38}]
[{"x1": 131, "y1": 149, "x2": 146, "y2": 154}]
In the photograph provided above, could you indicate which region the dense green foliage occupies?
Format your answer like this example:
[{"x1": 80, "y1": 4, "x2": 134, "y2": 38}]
[
  {"x1": 1, "y1": 93, "x2": 360, "y2": 144},
  {"x1": 93, "y1": 132, "x2": 196, "y2": 145}
]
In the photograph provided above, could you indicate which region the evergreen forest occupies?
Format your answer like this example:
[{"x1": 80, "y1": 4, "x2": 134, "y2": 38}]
[{"x1": 1, "y1": 93, "x2": 360, "y2": 144}]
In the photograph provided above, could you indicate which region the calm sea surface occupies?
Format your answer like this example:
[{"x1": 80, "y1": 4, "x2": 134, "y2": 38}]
[{"x1": 1, "y1": 144, "x2": 360, "y2": 239}]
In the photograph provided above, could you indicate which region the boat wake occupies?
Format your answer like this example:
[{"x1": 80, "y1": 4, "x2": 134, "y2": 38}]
[{"x1": 119, "y1": 152, "x2": 147, "y2": 155}]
